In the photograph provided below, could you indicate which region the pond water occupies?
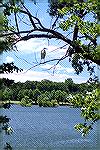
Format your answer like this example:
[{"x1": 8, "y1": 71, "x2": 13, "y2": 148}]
[{"x1": 0, "y1": 105, "x2": 99, "y2": 150}]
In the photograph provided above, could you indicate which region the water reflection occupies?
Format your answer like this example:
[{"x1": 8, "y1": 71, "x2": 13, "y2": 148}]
[
  {"x1": 0, "y1": 116, "x2": 10, "y2": 125},
  {"x1": 4, "y1": 142, "x2": 13, "y2": 150},
  {"x1": 0, "y1": 115, "x2": 13, "y2": 150}
]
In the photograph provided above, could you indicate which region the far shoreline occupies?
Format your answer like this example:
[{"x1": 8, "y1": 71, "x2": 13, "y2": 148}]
[{"x1": 0, "y1": 101, "x2": 74, "y2": 107}]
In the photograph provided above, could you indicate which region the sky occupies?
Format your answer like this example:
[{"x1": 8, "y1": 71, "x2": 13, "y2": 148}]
[{"x1": 0, "y1": 1, "x2": 99, "y2": 83}]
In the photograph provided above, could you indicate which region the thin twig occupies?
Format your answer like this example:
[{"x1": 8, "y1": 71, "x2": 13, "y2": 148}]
[
  {"x1": 34, "y1": 52, "x2": 38, "y2": 64},
  {"x1": 47, "y1": 44, "x2": 68, "y2": 54},
  {"x1": 23, "y1": 57, "x2": 66, "y2": 73},
  {"x1": 14, "y1": 54, "x2": 36, "y2": 65},
  {"x1": 17, "y1": 14, "x2": 31, "y2": 26},
  {"x1": 23, "y1": 51, "x2": 68, "y2": 74}
]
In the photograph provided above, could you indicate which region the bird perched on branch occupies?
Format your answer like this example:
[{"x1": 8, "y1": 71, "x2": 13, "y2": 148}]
[{"x1": 41, "y1": 48, "x2": 47, "y2": 62}]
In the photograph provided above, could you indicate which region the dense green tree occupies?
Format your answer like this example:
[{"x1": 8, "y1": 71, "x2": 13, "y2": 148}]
[
  {"x1": 55, "y1": 90, "x2": 67, "y2": 103},
  {"x1": 3, "y1": 88, "x2": 13, "y2": 101},
  {"x1": 53, "y1": 82, "x2": 66, "y2": 91},
  {"x1": 11, "y1": 88, "x2": 18, "y2": 100},
  {"x1": 49, "y1": 90, "x2": 56, "y2": 101},
  {"x1": 33, "y1": 89, "x2": 41, "y2": 104},
  {"x1": 0, "y1": 89, "x2": 3, "y2": 101},
  {"x1": 37, "y1": 93, "x2": 58, "y2": 107},
  {"x1": 21, "y1": 96, "x2": 32, "y2": 107},
  {"x1": 23, "y1": 89, "x2": 29, "y2": 96},
  {"x1": 17, "y1": 89, "x2": 24, "y2": 101},
  {"x1": 37, "y1": 94, "x2": 45, "y2": 107},
  {"x1": 27, "y1": 89, "x2": 33, "y2": 99},
  {"x1": 0, "y1": 78, "x2": 5, "y2": 90},
  {"x1": 65, "y1": 78, "x2": 74, "y2": 92},
  {"x1": 70, "y1": 88, "x2": 100, "y2": 136},
  {"x1": 15, "y1": 82, "x2": 23, "y2": 90},
  {"x1": 36, "y1": 80, "x2": 53, "y2": 92},
  {"x1": 22, "y1": 81, "x2": 36, "y2": 90},
  {"x1": 0, "y1": 78, "x2": 14, "y2": 87}
]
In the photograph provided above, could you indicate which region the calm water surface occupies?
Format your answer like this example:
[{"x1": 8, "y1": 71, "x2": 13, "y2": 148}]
[{"x1": 0, "y1": 105, "x2": 99, "y2": 150}]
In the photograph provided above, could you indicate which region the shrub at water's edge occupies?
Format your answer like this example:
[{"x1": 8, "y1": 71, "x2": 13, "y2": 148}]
[
  {"x1": 37, "y1": 96, "x2": 59, "y2": 107},
  {"x1": 20, "y1": 96, "x2": 32, "y2": 107}
]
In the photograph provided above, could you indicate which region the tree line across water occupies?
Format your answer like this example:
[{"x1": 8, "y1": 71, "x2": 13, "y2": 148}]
[
  {"x1": 0, "y1": 77, "x2": 97, "y2": 107},
  {"x1": 0, "y1": 77, "x2": 100, "y2": 136}
]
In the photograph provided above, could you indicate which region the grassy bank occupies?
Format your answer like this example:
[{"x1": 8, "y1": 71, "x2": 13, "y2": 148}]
[
  {"x1": 0, "y1": 101, "x2": 21, "y2": 105},
  {"x1": 59, "y1": 102, "x2": 74, "y2": 106}
]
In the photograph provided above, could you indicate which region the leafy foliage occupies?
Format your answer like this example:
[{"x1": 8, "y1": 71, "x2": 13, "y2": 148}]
[
  {"x1": 0, "y1": 115, "x2": 11, "y2": 135},
  {"x1": 0, "y1": 62, "x2": 23, "y2": 73},
  {"x1": 37, "y1": 94, "x2": 58, "y2": 107},
  {"x1": 20, "y1": 96, "x2": 32, "y2": 107},
  {"x1": 70, "y1": 88, "x2": 100, "y2": 136},
  {"x1": 49, "y1": 0, "x2": 100, "y2": 74},
  {"x1": 3, "y1": 88, "x2": 12, "y2": 100},
  {"x1": 0, "y1": 35, "x2": 16, "y2": 53}
]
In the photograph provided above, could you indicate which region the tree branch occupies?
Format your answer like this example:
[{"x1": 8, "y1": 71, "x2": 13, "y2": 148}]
[
  {"x1": 1, "y1": 30, "x2": 99, "y2": 66},
  {"x1": 84, "y1": 33, "x2": 97, "y2": 46},
  {"x1": 0, "y1": 30, "x2": 34, "y2": 37},
  {"x1": 18, "y1": 34, "x2": 57, "y2": 41},
  {"x1": 24, "y1": 55, "x2": 68, "y2": 73},
  {"x1": 73, "y1": 22, "x2": 78, "y2": 41},
  {"x1": 0, "y1": 3, "x2": 99, "y2": 66},
  {"x1": 21, "y1": 3, "x2": 37, "y2": 29},
  {"x1": 14, "y1": 12, "x2": 20, "y2": 34},
  {"x1": 52, "y1": 15, "x2": 59, "y2": 29}
]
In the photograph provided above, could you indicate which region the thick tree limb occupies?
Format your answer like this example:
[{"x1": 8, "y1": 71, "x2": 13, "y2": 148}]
[
  {"x1": 0, "y1": 31, "x2": 99, "y2": 66},
  {"x1": 19, "y1": 34, "x2": 56, "y2": 40},
  {"x1": 21, "y1": 3, "x2": 37, "y2": 29},
  {"x1": 52, "y1": 15, "x2": 59, "y2": 29},
  {"x1": 73, "y1": 23, "x2": 78, "y2": 41}
]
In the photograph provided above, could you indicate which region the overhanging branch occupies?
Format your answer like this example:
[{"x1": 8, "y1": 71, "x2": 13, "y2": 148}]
[
  {"x1": 0, "y1": 2, "x2": 99, "y2": 66},
  {"x1": 19, "y1": 34, "x2": 56, "y2": 40}
]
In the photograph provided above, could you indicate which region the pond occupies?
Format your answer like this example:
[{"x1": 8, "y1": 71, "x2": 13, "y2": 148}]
[{"x1": 0, "y1": 105, "x2": 99, "y2": 150}]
